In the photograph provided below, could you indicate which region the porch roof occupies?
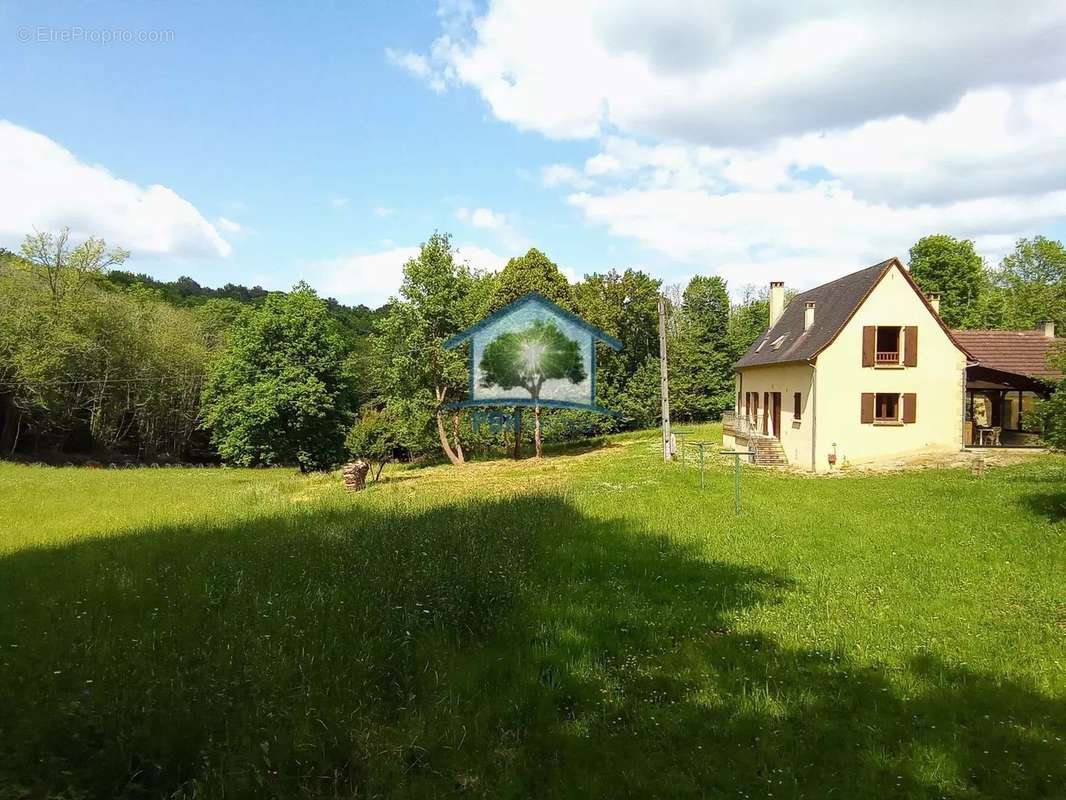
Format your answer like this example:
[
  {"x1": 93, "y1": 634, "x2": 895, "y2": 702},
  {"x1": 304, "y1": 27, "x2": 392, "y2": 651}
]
[
  {"x1": 965, "y1": 365, "x2": 1054, "y2": 395},
  {"x1": 952, "y1": 329, "x2": 1062, "y2": 380}
]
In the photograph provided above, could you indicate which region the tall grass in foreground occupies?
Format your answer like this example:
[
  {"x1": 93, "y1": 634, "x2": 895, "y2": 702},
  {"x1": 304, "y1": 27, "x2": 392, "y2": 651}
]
[
  {"x1": 0, "y1": 436, "x2": 1064, "y2": 798},
  {"x1": 0, "y1": 496, "x2": 542, "y2": 797}
]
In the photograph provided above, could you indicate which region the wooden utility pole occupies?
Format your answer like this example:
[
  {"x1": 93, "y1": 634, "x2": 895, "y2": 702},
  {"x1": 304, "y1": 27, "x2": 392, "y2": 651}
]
[{"x1": 658, "y1": 295, "x2": 672, "y2": 462}]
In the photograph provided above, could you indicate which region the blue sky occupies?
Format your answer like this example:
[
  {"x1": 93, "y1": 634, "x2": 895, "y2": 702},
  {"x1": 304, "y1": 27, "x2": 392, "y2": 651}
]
[{"x1": 3, "y1": 1, "x2": 1065, "y2": 306}]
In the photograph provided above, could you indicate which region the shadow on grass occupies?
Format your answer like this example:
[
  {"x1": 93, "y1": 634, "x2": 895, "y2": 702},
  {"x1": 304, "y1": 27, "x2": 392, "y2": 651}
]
[
  {"x1": 1020, "y1": 491, "x2": 1066, "y2": 522},
  {"x1": 0, "y1": 494, "x2": 1062, "y2": 799}
]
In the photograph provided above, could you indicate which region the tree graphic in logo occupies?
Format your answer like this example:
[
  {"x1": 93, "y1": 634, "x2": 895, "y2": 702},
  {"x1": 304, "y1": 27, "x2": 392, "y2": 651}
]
[
  {"x1": 479, "y1": 319, "x2": 586, "y2": 403},
  {"x1": 478, "y1": 319, "x2": 586, "y2": 457}
]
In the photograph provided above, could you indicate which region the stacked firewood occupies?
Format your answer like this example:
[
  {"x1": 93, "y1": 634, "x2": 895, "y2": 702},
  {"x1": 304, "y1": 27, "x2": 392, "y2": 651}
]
[{"x1": 342, "y1": 460, "x2": 370, "y2": 491}]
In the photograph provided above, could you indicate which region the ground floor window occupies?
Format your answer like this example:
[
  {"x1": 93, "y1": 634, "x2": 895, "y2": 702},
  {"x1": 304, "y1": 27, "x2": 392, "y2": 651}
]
[{"x1": 875, "y1": 392, "x2": 899, "y2": 422}]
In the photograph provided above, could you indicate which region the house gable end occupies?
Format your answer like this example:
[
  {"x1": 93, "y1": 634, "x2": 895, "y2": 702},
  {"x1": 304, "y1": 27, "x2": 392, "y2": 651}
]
[{"x1": 816, "y1": 259, "x2": 972, "y2": 362}]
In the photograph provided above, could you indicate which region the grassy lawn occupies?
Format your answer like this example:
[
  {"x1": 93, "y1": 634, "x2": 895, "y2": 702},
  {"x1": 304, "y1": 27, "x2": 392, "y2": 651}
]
[{"x1": 1, "y1": 427, "x2": 1064, "y2": 798}]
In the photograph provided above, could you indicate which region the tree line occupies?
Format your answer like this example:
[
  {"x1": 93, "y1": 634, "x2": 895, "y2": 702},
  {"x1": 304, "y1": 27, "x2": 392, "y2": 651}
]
[
  {"x1": 908, "y1": 234, "x2": 1066, "y2": 331},
  {"x1": 1, "y1": 229, "x2": 1063, "y2": 469},
  {"x1": 0, "y1": 231, "x2": 376, "y2": 465}
]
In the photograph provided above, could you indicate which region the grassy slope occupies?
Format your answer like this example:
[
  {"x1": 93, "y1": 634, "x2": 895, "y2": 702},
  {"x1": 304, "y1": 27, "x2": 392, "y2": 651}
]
[{"x1": 0, "y1": 426, "x2": 1063, "y2": 799}]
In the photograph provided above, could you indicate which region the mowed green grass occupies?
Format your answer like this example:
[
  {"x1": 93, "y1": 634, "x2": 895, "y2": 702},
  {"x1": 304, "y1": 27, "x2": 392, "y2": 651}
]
[{"x1": 1, "y1": 428, "x2": 1064, "y2": 799}]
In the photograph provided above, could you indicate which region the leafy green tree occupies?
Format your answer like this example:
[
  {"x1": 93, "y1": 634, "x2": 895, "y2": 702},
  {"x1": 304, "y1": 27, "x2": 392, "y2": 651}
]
[
  {"x1": 1031, "y1": 347, "x2": 1066, "y2": 450},
  {"x1": 726, "y1": 285, "x2": 770, "y2": 358},
  {"x1": 20, "y1": 227, "x2": 129, "y2": 304},
  {"x1": 573, "y1": 269, "x2": 661, "y2": 429},
  {"x1": 670, "y1": 275, "x2": 734, "y2": 420},
  {"x1": 612, "y1": 357, "x2": 661, "y2": 428},
  {"x1": 994, "y1": 236, "x2": 1066, "y2": 331},
  {"x1": 370, "y1": 233, "x2": 493, "y2": 465},
  {"x1": 908, "y1": 235, "x2": 990, "y2": 328},
  {"x1": 192, "y1": 298, "x2": 249, "y2": 350},
  {"x1": 491, "y1": 248, "x2": 574, "y2": 310},
  {"x1": 2, "y1": 237, "x2": 211, "y2": 460},
  {"x1": 346, "y1": 407, "x2": 405, "y2": 481},
  {"x1": 479, "y1": 319, "x2": 586, "y2": 458},
  {"x1": 202, "y1": 283, "x2": 354, "y2": 471}
]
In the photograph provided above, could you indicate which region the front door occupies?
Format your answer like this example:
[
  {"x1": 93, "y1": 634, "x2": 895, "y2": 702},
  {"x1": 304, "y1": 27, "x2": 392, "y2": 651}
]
[
  {"x1": 772, "y1": 392, "x2": 782, "y2": 439},
  {"x1": 762, "y1": 392, "x2": 769, "y2": 435}
]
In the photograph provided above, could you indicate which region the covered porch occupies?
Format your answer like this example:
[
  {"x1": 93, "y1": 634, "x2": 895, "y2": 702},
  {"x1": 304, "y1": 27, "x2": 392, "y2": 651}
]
[{"x1": 964, "y1": 366, "x2": 1050, "y2": 447}]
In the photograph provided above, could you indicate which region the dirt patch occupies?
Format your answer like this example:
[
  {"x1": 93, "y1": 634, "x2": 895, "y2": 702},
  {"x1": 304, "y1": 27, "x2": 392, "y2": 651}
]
[{"x1": 829, "y1": 447, "x2": 1049, "y2": 475}]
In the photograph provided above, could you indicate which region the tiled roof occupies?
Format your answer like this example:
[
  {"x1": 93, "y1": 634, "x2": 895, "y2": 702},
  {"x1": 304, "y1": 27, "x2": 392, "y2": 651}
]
[
  {"x1": 736, "y1": 260, "x2": 894, "y2": 368},
  {"x1": 951, "y1": 330, "x2": 1062, "y2": 380}
]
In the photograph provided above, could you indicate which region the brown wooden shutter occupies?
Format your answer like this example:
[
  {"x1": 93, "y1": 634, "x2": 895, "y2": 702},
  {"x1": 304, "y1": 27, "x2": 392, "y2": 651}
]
[
  {"x1": 904, "y1": 326, "x2": 918, "y2": 366},
  {"x1": 902, "y1": 393, "x2": 916, "y2": 423},
  {"x1": 862, "y1": 326, "x2": 876, "y2": 367},
  {"x1": 861, "y1": 393, "x2": 875, "y2": 423},
  {"x1": 794, "y1": 392, "x2": 801, "y2": 420}
]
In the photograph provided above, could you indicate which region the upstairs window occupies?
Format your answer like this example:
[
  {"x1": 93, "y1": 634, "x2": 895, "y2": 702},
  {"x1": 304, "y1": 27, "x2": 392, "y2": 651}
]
[
  {"x1": 875, "y1": 326, "x2": 901, "y2": 365},
  {"x1": 863, "y1": 326, "x2": 917, "y2": 367}
]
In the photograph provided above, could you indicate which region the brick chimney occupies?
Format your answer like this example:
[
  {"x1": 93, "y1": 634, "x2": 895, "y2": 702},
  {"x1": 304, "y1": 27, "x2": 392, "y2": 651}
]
[
  {"x1": 804, "y1": 301, "x2": 815, "y2": 332},
  {"x1": 927, "y1": 293, "x2": 941, "y2": 315},
  {"x1": 1037, "y1": 320, "x2": 1055, "y2": 338},
  {"x1": 769, "y1": 281, "x2": 785, "y2": 328}
]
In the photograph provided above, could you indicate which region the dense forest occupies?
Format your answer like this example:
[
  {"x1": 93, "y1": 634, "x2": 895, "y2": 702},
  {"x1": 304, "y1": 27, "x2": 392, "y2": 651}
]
[{"x1": 1, "y1": 229, "x2": 1064, "y2": 468}]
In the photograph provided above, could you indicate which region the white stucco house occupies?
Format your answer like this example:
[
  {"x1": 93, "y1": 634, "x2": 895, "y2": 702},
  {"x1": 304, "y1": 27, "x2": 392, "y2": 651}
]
[{"x1": 723, "y1": 258, "x2": 1060, "y2": 471}]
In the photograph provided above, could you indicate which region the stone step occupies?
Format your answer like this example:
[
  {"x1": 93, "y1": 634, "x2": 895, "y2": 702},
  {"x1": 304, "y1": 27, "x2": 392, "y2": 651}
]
[{"x1": 749, "y1": 435, "x2": 788, "y2": 467}]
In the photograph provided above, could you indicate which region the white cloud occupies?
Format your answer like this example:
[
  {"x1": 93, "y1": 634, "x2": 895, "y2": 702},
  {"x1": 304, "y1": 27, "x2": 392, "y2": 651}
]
[
  {"x1": 470, "y1": 207, "x2": 502, "y2": 228},
  {"x1": 779, "y1": 81, "x2": 1066, "y2": 204},
  {"x1": 455, "y1": 205, "x2": 529, "y2": 251},
  {"x1": 215, "y1": 216, "x2": 243, "y2": 234},
  {"x1": 453, "y1": 243, "x2": 509, "y2": 272},
  {"x1": 329, "y1": 195, "x2": 350, "y2": 208},
  {"x1": 385, "y1": 48, "x2": 430, "y2": 79},
  {"x1": 0, "y1": 120, "x2": 231, "y2": 258},
  {"x1": 307, "y1": 246, "x2": 420, "y2": 307},
  {"x1": 412, "y1": 1, "x2": 1066, "y2": 144},
  {"x1": 386, "y1": 47, "x2": 448, "y2": 93},
  {"x1": 402, "y1": 4, "x2": 1066, "y2": 294},
  {"x1": 584, "y1": 153, "x2": 621, "y2": 176},
  {"x1": 541, "y1": 163, "x2": 591, "y2": 189},
  {"x1": 569, "y1": 183, "x2": 1066, "y2": 291},
  {"x1": 374, "y1": 206, "x2": 395, "y2": 218},
  {"x1": 548, "y1": 80, "x2": 1066, "y2": 290},
  {"x1": 302, "y1": 242, "x2": 509, "y2": 306},
  {"x1": 558, "y1": 265, "x2": 581, "y2": 284}
]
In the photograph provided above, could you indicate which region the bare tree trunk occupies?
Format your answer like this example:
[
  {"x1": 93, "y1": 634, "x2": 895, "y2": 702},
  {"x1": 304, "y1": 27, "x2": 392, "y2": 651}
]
[
  {"x1": 434, "y1": 386, "x2": 464, "y2": 466},
  {"x1": 513, "y1": 407, "x2": 523, "y2": 459},
  {"x1": 534, "y1": 402, "x2": 542, "y2": 458},
  {"x1": 436, "y1": 410, "x2": 463, "y2": 465},
  {"x1": 452, "y1": 413, "x2": 465, "y2": 463}
]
